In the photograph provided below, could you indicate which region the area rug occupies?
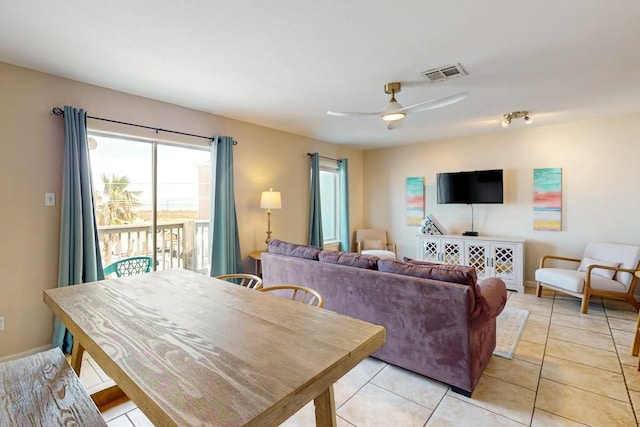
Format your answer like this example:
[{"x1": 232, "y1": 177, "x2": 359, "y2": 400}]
[{"x1": 493, "y1": 307, "x2": 530, "y2": 359}]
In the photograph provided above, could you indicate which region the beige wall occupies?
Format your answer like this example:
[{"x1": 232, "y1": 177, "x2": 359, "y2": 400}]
[
  {"x1": 0, "y1": 62, "x2": 364, "y2": 358},
  {"x1": 4, "y1": 58, "x2": 640, "y2": 359},
  {"x1": 364, "y1": 114, "x2": 640, "y2": 285}
]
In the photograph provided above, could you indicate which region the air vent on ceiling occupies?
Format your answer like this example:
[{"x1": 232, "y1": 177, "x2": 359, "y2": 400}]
[{"x1": 421, "y1": 63, "x2": 467, "y2": 83}]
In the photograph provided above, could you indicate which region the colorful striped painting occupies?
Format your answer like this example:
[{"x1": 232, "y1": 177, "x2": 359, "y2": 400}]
[
  {"x1": 406, "y1": 177, "x2": 425, "y2": 226},
  {"x1": 533, "y1": 168, "x2": 562, "y2": 231}
]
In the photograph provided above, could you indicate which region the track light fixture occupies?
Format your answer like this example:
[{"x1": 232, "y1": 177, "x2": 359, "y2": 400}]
[{"x1": 501, "y1": 111, "x2": 532, "y2": 128}]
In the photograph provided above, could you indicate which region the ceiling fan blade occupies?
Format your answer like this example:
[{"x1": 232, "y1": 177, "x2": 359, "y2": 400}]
[
  {"x1": 387, "y1": 119, "x2": 404, "y2": 130},
  {"x1": 326, "y1": 110, "x2": 381, "y2": 117},
  {"x1": 401, "y1": 92, "x2": 468, "y2": 113}
]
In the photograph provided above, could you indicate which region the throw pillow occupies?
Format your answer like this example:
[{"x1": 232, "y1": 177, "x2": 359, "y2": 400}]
[
  {"x1": 363, "y1": 239, "x2": 384, "y2": 250},
  {"x1": 319, "y1": 250, "x2": 379, "y2": 269},
  {"x1": 577, "y1": 256, "x2": 621, "y2": 280},
  {"x1": 378, "y1": 259, "x2": 477, "y2": 287},
  {"x1": 268, "y1": 239, "x2": 321, "y2": 260}
]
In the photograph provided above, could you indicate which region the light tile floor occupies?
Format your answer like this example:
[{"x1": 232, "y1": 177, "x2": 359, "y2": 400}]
[{"x1": 79, "y1": 288, "x2": 640, "y2": 426}]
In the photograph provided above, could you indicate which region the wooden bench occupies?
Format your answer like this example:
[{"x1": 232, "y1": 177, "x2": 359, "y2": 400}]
[{"x1": 0, "y1": 347, "x2": 106, "y2": 426}]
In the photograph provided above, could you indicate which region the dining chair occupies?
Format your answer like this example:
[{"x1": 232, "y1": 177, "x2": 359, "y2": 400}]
[
  {"x1": 216, "y1": 273, "x2": 263, "y2": 289},
  {"x1": 259, "y1": 285, "x2": 324, "y2": 307},
  {"x1": 103, "y1": 256, "x2": 154, "y2": 278}
]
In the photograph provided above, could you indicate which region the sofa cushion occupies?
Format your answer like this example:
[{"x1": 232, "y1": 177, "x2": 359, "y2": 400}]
[
  {"x1": 319, "y1": 250, "x2": 379, "y2": 269},
  {"x1": 361, "y1": 249, "x2": 396, "y2": 260},
  {"x1": 577, "y1": 256, "x2": 621, "y2": 280},
  {"x1": 268, "y1": 239, "x2": 321, "y2": 260},
  {"x1": 536, "y1": 267, "x2": 628, "y2": 293},
  {"x1": 583, "y1": 242, "x2": 640, "y2": 285},
  {"x1": 403, "y1": 257, "x2": 439, "y2": 266},
  {"x1": 378, "y1": 259, "x2": 477, "y2": 287},
  {"x1": 363, "y1": 239, "x2": 384, "y2": 250}
]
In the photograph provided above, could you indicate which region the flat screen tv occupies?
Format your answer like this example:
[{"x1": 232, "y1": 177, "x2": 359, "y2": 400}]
[{"x1": 437, "y1": 169, "x2": 503, "y2": 204}]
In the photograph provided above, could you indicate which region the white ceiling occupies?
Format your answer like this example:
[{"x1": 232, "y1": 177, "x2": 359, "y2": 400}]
[{"x1": 1, "y1": 1, "x2": 639, "y2": 149}]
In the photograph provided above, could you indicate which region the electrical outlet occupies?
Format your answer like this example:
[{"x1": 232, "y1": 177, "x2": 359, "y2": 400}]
[{"x1": 0, "y1": 316, "x2": 4, "y2": 331}]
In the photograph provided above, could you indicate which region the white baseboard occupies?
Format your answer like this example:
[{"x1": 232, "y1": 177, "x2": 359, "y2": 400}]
[{"x1": 0, "y1": 344, "x2": 52, "y2": 363}]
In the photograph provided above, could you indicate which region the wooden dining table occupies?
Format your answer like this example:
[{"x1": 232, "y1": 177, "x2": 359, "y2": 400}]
[{"x1": 43, "y1": 269, "x2": 385, "y2": 426}]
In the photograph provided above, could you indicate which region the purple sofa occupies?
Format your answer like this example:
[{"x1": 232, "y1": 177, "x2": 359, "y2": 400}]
[{"x1": 261, "y1": 240, "x2": 507, "y2": 396}]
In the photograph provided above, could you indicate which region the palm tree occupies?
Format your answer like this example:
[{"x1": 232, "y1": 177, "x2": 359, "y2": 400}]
[
  {"x1": 96, "y1": 174, "x2": 142, "y2": 226},
  {"x1": 95, "y1": 174, "x2": 143, "y2": 264}
]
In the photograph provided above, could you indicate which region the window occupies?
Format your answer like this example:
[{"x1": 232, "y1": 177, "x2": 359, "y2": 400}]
[
  {"x1": 320, "y1": 160, "x2": 340, "y2": 244},
  {"x1": 88, "y1": 133, "x2": 210, "y2": 274}
]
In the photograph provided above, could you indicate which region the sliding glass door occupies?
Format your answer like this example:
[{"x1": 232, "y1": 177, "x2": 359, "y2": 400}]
[{"x1": 89, "y1": 134, "x2": 210, "y2": 274}]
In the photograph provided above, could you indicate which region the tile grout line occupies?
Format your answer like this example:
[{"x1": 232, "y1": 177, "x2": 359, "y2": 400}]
[
  {"x1": 334, "y1": 361, "x2": 388, "y2": 422},
  {"x1": 443, "y1": 289, "x2": 538, "y2": 425},
  {"x1": 542, "y1": 296, "x2": 639, "y2": 425},
  {"x1": 605, "y1": 300, "x2": 640, "y2": 426},
  {"x1": 527, "y1": 289, "x2": 555, "y2": 426}
]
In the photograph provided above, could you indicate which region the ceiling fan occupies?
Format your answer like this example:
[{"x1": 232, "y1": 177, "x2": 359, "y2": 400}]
[{"x1": 327, "y1": 82, "x2": 468, "y2": 130}]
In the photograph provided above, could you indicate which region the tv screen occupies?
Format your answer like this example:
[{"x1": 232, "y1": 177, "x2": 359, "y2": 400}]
[{"x1": 437, "y1": 169, "x2": 503, "y2": 204}]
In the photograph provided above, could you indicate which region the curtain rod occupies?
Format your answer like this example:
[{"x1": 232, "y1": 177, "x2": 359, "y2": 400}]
[
  {"x1": 51, "y1": 107, "x2": 237, "y2": 144},
  {"x1": 306, "y1": 152, "x2": 339, "y2": 161}
]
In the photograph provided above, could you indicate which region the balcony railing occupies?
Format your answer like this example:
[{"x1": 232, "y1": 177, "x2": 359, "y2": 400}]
[{"x1": 98, "y1": 220, "x2": 210, "y2": 274}]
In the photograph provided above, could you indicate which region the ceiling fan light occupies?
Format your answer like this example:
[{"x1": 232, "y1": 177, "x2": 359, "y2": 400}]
[
  {"x1": 381, "y1": 101, "x2": 405, "y2": 121},
  {"x1": 501, "y1": 115, "x2": 511, "y2": 128},
  {"x1": 382, "y1": 112, "x2": 406, "y2": 122}
]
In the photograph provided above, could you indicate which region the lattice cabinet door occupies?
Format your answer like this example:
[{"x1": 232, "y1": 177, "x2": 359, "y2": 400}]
[
  {"x1": 420, "y1": 238, "x2": 440, "y2": 263},
  {"x1": 465, "y1": 242, "x2": 490, "y2": 279},
  {"x1": 416, "y1": 234, "x2": 524, "y2": 292},
  {"x1": 491, "y1": 243, "x2": 518, "y2": 284},
  {"x1": 441, "y1": 240, "x2": 463, "y2": 266}
]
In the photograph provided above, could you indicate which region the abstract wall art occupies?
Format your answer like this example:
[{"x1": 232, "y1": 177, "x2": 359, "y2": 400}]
[
  {"x1": 533, "y1": 167, "x2": 562, "y2": 231},
  {"x1": 406, "y1": 177, "x2": 425, "y2": 226}
]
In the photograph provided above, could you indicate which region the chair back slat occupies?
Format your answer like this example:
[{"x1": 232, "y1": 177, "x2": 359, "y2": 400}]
[
  {"x1": 259, "y1": 285, "x2": 324, "y2": 308},
  {"x1": 216, "y1": 274, "x2": 263, "y2": 289}
]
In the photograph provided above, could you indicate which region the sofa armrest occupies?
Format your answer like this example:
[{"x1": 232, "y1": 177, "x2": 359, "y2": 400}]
[{"x1": 473, "y1": 278, "x2": 507, "y2": 324}]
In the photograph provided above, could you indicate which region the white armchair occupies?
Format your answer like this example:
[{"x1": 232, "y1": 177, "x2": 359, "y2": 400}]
[
  {"x1": 355, "y1": 229, "x2": 397, "y2": 260},
  {"x1": 535, "y1": 242, "x2": 640, "y2": 314}
]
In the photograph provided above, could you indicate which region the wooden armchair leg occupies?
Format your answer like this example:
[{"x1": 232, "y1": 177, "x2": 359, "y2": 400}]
[
  {"x1": 580, "y1": 294, "x2": 590, "y2": 314},
  {"x1": 633, "y1": 313, "x2": 640, "y2": 357},
  {"x1": 536, "y1": 282, "x2": 543, "y2": 297}
]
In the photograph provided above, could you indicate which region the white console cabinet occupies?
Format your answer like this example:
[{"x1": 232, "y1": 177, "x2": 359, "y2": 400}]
[{"x1": 416, "y1": 234, "x2": 525, "y2": 292}]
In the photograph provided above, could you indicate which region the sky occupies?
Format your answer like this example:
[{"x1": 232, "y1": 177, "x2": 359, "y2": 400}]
[{"x1": 89, "y1": 134, "x2": 209, "y2": 210}]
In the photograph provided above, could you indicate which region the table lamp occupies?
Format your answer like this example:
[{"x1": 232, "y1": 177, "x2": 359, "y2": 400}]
[{"x1": 260, "y1": 188, "x2": 281, "y2": 247}]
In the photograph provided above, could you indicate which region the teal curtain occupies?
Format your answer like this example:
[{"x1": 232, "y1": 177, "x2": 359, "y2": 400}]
[
  {"x1": 308, "y1": 152, "x2": 323, "y2": 248},
  {"x1": 209, "y1": 136, "x2": 242, "y2": 276},
  {"x1": 338, "y1": 158, "x2": 350, "y2": 251},
  {"x1": 52, "y1": 106, "x2": 104, "y2": 354}
]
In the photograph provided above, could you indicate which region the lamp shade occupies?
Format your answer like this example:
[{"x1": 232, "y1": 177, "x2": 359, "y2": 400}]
[{"x1": 260, "y1": 188, "x2": 282, "y2": 209}]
